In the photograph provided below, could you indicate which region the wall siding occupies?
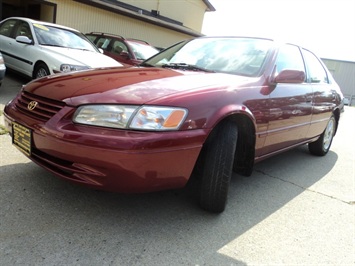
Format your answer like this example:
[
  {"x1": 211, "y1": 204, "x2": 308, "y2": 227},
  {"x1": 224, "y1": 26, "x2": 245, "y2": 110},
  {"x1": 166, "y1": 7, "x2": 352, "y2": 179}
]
[
  {"x1": 47, "y1": 0, "x2": 196, "y2": 48},
  {"x1": 114, "y1": 0, "x2": 206, "y2": 31},
  {"x1": 323, "y1": 59, "x2": 355, "y2": 106}
]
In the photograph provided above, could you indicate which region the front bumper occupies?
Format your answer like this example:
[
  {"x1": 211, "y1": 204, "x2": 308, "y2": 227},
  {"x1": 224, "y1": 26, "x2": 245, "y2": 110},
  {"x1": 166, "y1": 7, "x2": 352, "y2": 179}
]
[{"x1": 4, "y1": 105, "x2": 208, "y2": 193}]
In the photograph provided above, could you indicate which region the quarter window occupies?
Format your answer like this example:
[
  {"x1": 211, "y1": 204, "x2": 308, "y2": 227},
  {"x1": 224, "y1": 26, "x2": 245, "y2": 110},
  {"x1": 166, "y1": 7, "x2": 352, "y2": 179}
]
[{"x1": 302, "y1": 49, "x2": 329, "y2": 83}]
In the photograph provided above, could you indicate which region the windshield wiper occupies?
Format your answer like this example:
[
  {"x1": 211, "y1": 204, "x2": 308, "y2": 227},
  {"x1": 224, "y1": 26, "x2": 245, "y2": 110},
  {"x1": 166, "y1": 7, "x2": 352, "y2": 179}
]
[
  {"x1": 162, "y1": 63, "x2": 215, "y2": 73},
  {"x1": 40, "y1": 43, "x2": 67, "y2": 48}
]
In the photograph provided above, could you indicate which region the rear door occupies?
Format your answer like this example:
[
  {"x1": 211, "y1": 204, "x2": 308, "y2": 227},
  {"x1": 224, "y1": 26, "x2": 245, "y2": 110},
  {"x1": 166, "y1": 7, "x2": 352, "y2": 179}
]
[
  {"x1": 0, "y1": 19, "x2": 18, "y2": 68},
  {"x1": 302, "y1": 49, "x2": 337, "y2": 138},
  {"x1": 0, "y1": 19, "x2": 34, "y2": 77}
]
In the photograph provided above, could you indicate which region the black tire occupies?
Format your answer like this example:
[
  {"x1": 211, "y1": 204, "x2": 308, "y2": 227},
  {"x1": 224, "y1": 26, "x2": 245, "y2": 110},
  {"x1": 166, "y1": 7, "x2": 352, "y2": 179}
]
[
  {"x1": 33, "y1": 63, "x2": 50, "y2": 79},
  {"x1": 308, "y1": 115, "x2": 336, "y2": 156},
  {"x1": 199, "y1": 120, "x2": 238, "y2": 213}
]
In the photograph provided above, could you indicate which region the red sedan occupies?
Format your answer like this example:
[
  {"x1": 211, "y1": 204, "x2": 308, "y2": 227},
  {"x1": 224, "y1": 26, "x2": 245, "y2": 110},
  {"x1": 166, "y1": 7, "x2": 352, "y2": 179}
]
[
  {"x1": 3, "y1": 37, "x2": 344, "y2": 212},
  {"x1": 86, "y1": 32, "x2": 160, "y2": 66}
]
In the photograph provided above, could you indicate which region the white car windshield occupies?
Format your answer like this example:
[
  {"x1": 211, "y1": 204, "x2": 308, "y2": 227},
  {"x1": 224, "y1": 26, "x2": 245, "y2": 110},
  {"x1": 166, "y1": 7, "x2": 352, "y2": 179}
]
[
  {"x1": 33, "y1": 23, "x2": 98, "y2": 52},
  {"x1": 144, "y1": 37, "x2": 273, "y2": 77}
]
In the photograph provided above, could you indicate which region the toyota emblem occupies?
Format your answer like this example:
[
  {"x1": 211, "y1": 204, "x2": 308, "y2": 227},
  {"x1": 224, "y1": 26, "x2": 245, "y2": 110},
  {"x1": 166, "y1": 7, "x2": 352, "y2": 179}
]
[{"x1": 28, "y1": 101, "x2": 38, "y2": 111}]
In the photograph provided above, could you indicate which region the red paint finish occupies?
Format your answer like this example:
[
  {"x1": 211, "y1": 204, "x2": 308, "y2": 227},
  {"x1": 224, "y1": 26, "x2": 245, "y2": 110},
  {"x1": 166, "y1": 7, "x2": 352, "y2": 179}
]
[{"x1": 4, "y1": 37, "x2": 344, "y2": 193}]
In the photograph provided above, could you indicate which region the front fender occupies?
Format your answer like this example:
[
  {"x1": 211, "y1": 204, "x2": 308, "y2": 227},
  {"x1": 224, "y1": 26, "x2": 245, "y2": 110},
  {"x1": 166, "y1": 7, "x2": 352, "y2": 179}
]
[
  {"x1": 35, "y1": 46, "x2": 84, "y2": 74},
  {"x1": 206, "y1": 103, "x2": 257, "y2": 130}
]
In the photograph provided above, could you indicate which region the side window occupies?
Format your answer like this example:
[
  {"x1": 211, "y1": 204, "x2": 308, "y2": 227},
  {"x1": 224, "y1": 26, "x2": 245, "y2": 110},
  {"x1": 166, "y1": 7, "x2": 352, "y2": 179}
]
[
  {"x1": 112, "y1": 40, "x2": 128, "y2": 55},
  {"x1": 302, "y1": 49, "x2": 329, "y2": 84},
  {"x1": 14, "y1": 22, "x2": 33, "y2": 40},
  {"x1": 0, "y1": 20, "x2": 17, "y2": 38},
  {"x1": 96, "y1": 37, "x2": 111, "y2": 50},
  {"x1": 276, "y1": 44, "x2": 305, "y2": 74}
]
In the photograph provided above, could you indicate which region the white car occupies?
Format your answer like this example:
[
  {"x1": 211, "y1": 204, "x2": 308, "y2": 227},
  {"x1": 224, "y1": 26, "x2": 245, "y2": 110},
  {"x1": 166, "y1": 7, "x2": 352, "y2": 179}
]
[{"x1": 0, "y1": 17, "x2": 122, "y2": 79}]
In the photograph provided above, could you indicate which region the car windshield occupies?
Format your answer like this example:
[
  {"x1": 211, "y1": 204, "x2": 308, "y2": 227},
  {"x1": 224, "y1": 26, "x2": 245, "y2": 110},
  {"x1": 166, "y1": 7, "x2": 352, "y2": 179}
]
[
  {"x1": 127, "y1": 40, "x2": 159, "y2": 60},
  {"x1": 143, "y1": 37, "x2": 273, "y2": 76},
  {"x1": 33, "y1": 23, "x2": 98, "y2": 52}
]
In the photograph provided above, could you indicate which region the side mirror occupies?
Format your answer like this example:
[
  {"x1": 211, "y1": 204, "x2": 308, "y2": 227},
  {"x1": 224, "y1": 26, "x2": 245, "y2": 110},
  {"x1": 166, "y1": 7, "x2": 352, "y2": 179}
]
[
  {"x1": 98, "y1": 48, "x2": 104, "y2": 54},
  {"x1": 16, "y1": 36, "x2": 33, "y2": 45},
  {"x1": 120, "y1": 51, "x2": 130, "y2": 59},
  {"x1": 273, "y1": 69, "x2": 305, "y2": 84}
]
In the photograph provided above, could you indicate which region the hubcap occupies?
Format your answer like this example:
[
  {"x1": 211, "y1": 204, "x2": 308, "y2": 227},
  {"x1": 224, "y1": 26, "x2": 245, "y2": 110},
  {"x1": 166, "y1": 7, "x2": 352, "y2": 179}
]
[
  {"x1": 323, "y1": 118, "x2": 335, "y2": 150},
  {"x1": 36, "y1": 68, "x2": 48, "y2": 78}
]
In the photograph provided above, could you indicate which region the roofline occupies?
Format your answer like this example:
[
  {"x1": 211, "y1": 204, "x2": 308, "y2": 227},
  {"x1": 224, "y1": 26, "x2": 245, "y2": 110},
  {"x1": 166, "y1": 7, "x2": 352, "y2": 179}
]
[
  {"x1": 321, "y1": 58, "x2": 355, "y2": 64},
  {"x1": 74, "y1": 0, "x2": 204, "y2": 37},
  {"x1": 203, "y1": 0, "x2": 216, "y2": 11}
]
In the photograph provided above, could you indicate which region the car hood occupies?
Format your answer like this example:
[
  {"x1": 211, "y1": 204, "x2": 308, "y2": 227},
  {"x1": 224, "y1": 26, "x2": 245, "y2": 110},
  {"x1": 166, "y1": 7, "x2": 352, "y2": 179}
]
[
  {"x1": 41, "y1": 46, "x2": 121, "y2": 68},
  {"x1": 24, "y1": 67, "x2": 253, "y2": 106}
]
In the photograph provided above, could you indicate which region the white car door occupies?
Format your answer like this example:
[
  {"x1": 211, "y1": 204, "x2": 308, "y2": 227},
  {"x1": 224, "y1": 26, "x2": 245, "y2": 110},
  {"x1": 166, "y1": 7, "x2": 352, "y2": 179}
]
[
  {"x1": 9, "y1": 21, "x2": 35, "y2": 77},
  {"x1": 0, "y1": 19, "x2": 18, "y2": 69},
  {"x1": 0, "y1": 19, "x2": 35, "y2": 77}
]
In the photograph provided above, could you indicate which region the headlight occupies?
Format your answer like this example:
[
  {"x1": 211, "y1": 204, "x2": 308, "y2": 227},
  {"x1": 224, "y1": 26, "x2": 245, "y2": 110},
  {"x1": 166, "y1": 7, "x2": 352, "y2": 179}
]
[
  {"x1": 73, "y1": 105, "x2": 137, "y2": 129},
  {"x1": 73, "y1": 105, "x2": 187, "y2": 131},
  {"x1": 130, "y1": 106, "x2": 187, "y2": 130},
  {"x1": 60, "y1": 64, "x2": 89, "y2": 72}
]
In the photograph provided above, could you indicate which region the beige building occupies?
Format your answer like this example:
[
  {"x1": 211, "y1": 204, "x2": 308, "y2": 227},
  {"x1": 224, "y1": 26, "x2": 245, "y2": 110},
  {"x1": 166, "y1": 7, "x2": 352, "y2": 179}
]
[
  {"x1": 322, "y1": 58, "x2": 355, "y2": 106},
  {"x1": 0, "y1": 0, "x2": 215, "y2": 48}
]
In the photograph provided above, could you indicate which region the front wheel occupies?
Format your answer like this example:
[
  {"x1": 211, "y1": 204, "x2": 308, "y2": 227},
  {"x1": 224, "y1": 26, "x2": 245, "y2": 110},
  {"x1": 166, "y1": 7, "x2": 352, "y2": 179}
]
[
  {"x1": 33, "y1": 63, "x2": 50, "y2": 79},
  {"x1": 199, "y1": 120, "x2": 238, "y2": 213},
  {"x1": 308, "y1": 115, "x2": 336, "y2": 156}
]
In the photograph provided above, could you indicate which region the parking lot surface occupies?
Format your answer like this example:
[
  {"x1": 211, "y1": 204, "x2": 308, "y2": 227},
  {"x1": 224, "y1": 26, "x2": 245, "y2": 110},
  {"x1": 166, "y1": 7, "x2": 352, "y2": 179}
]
[{"x1": 1, "y1": 72, "x2": 354, "y2": 265}]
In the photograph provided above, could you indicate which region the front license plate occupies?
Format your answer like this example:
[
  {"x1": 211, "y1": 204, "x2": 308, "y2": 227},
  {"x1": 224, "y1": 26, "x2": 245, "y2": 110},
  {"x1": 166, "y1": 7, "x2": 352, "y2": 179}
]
[{"x1": 12, "y1": 122, "x2": 32, "y2": 156}]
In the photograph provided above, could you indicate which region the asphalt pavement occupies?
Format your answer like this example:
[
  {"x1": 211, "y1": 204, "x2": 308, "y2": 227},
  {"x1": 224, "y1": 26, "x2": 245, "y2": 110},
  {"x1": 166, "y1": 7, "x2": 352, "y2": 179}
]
[{"x1": 0, "y1": 72, "x2": 354, "y2": 265}]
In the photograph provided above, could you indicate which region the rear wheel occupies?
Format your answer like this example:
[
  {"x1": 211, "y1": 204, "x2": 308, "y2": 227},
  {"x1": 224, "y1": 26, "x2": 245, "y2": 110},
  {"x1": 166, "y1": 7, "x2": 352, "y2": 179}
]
[
  {"x1": 199, "y1": 120, "x2": 238, "y2": 213},
  {"x1": 308, "y1": 115, "x2": 336, "y2": 156},
  {"x1": 33, "y1": 63, "x2": 50, "y2": 79}
]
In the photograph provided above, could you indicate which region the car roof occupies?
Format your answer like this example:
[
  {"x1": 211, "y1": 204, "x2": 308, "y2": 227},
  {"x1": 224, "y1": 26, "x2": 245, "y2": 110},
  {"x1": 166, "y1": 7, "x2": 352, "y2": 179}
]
[
  {"x1": 87, "y1": 32, "x2": 151, "y2": 45},
  {"x1": 2, "y1": 17, "x2": 80, "y2": 33},
  {"x1": 87, "y1": 32, "x2": 125, "y2": 40}
]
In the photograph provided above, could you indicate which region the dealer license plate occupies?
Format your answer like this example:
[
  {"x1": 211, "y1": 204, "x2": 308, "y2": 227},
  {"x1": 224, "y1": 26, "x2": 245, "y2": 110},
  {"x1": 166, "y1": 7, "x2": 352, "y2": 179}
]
[{"x1": 12, "y1": 122, "x2": 32, "y2": 156}]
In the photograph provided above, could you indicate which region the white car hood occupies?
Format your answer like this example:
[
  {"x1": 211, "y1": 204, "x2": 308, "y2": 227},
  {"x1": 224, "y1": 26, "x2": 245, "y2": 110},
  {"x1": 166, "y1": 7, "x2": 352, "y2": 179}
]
[{"x1": 42, "y1": 46, "x2": 122, "y2": 68}]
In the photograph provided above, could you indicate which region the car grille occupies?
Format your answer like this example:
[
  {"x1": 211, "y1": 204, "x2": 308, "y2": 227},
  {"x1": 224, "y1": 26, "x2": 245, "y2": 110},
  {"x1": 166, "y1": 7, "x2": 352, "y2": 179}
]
[{"x1": 15, "y1": 91, "x2": 65, "y2": 121}]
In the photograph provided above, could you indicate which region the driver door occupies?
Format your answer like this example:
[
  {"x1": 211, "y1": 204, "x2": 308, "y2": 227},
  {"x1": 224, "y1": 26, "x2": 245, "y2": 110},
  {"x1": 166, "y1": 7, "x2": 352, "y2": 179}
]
[
  {"x1": 10, "y1": 21, "x2": 35, "y2": 76},
  {"x1": 263, "y1": 44, "x2": 313, "y2": 154}
]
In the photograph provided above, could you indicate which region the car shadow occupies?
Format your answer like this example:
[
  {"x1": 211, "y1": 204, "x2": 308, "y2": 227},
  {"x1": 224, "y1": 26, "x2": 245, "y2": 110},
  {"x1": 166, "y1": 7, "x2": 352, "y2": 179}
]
[{"x1": 0, "y1": 144, "x2": 338, "y2": 265}]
